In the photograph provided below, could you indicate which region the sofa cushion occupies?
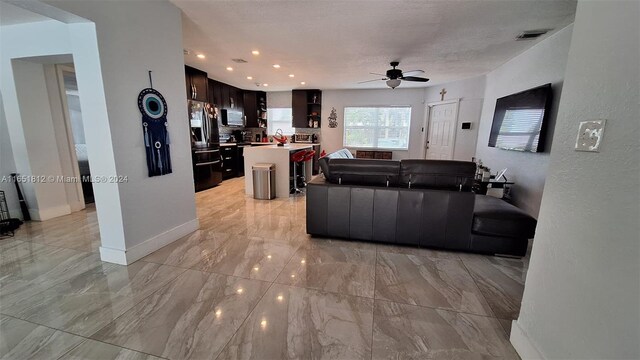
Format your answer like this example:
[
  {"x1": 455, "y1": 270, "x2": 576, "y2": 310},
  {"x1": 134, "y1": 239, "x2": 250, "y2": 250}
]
[
  {"x1": 399, "y1": 160, "x2": 476, "y2": 191},
  {"x1": 472, "y1": 195, "x2": 537, "y2": 239},
  {"x1": 319, "y1": 148, "x2": 354, "y2": 178},
  {"x1": 327, "y1": 159, "x2": 400, "y2": 187}
]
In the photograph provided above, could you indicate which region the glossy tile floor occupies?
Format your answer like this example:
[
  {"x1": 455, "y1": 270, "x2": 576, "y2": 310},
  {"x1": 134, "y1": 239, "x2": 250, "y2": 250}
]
[{"x1": 0, "y1": 177, "x2": 529, "y2": 359}]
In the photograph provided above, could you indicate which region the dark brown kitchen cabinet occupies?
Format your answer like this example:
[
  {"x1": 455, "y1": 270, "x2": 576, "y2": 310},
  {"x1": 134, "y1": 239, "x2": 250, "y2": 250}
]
[
  {"x1": 292, "y1": 89, "x2": 321, "y2": 128},
  {"x1": 244, "y1": 90, "x2": 267, "y2": 128},
  {"x1": 243, "y1": 91, "x2": 258, "y2": 127},
  {"x1": 229, "y1": 86, "x2": 243, "y2": 112},
  {"x1": 220, "y1": 145, "x2": 238, "y2": 179},
  {"x1": 221, "y1": 83, "x2": 230, "y2": 108},
  {"x1": 207, "y1": 79, "x2": 217, "y2": 106},
  {"x1": 185, "y1": 65, "x2": 207, "y2": 102},
  {"x1": 292, "y1": 90, "x2": 307, "y2": 128},
  {"x1": 213, "y1": 81, "x2": 223, "y2": 106}
]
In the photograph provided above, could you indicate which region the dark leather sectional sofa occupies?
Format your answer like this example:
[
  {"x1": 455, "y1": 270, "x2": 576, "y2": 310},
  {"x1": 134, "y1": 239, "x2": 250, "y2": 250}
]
[{"x1": 306, "y1": 149, "x2": 536, "y2": 257}]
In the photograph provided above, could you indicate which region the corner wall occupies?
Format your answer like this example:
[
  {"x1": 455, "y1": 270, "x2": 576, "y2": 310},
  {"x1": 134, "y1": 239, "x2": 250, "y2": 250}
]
[
  {"x1": 475, "y1": 25, "x2": 573, "y2": 218},
  {"x1": 512, "y1": 1, "x2": 639, "y2": 358},
  {"x1": 51, "y1": 0, "x2": 199, "y2": 263},
  {"x1": 2, "y1": 1, "x2": 198, "y2": 264}
]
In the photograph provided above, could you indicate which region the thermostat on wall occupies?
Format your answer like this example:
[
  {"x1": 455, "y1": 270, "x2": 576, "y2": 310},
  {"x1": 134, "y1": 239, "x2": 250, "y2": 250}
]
[{"x1": 461, "y1": 122, "x2": 472, "y2": 129}]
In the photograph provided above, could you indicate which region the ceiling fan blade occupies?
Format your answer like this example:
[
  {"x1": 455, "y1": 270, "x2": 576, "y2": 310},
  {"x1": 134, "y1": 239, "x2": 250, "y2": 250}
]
[
  {"x1": 402, "y1": 70, "x2": 425, "y2": 75},
  {"x1": 401, "y1": 76, "x2": 430, "y2": 82},
  {"x1": 358, "y1": 78, "x2": 387, "y2": 84},
  {"x1": 369, "y1": 72, "x2": 387, "y2": 76}
]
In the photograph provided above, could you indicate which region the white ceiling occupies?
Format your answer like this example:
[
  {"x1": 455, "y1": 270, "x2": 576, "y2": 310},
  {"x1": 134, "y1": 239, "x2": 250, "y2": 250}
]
[
  {"x1": 182, "y1": 1, "x2": 573, "y2": 92},
  {"x1": 0, "y1": 1, "x2": 51, "y2": 26}
]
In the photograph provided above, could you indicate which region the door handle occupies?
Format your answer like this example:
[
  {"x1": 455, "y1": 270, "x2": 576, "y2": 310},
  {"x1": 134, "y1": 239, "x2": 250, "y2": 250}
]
[
  {"x1": 196, "y1": 160, "x2": 220, "y2": 166},
  {"x1": 194, "y1": 149, "x2": 219, "y2": 154}
]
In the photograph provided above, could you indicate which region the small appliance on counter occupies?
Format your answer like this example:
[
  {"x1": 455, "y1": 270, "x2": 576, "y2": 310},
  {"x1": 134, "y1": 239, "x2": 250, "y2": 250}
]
[
  {"x1": 232, "y1": 129, "x2": 250, "y2": 143},
  {"x1": 293, "y1": 133, "x2": 319, "y2": 143}
]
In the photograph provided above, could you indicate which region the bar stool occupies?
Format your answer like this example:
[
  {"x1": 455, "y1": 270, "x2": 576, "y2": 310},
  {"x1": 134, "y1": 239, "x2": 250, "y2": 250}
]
[
  {"x1": 290, "y1": 150, "x2": 307, "y2": 194},
  {"x1": 300, "y1": 149, "x2": 316, "y2": 188}
]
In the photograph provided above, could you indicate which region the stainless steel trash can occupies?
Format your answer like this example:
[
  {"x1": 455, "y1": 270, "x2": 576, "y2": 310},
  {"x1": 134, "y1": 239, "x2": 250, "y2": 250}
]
[{"x1": 252, "y1": 163, "x2": 276, "y2": 200}]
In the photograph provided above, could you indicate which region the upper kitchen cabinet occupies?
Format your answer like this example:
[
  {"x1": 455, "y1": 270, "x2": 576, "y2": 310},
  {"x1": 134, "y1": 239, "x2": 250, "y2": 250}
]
[
  {"x1": 208, "y1": 78, "x2": 220, "y2": 106},
  {"x1": 185, "y1": 65, "x2": 208, "y2": 102},
  {"x1": 218, "y1": 82, "x2": 242, "y2": 112},
  {"x1": 292, "y1": 89, "x2": 321, "y2": 128},
  {"x1": 243, "y1": 90, "x2": 267, "y2": 128},
  {"x1": 229, "y1": 86, "x2": 243, "y2": 112}
]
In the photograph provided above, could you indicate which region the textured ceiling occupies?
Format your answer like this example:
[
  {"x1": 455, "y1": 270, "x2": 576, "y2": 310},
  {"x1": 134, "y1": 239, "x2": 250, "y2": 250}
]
[{"x1": 179, "y1": 0, "x2": 575, "y2": 91}]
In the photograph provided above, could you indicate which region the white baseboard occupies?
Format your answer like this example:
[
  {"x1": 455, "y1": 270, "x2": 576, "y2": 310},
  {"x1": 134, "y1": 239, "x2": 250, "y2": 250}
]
[
  {"x1": 99, "y1": 218, "x2": 200, "y2": 265},
  {"x1": 510, "y1": 320, "x2": 545, "y2": 359},
  {"x1": 69, "y1": 200, "x2": 86, "y2": 213},
  {"x1": 29, "y1": 204, "x2": 71, "y2": 221},
  {"x1": 99, "y1": 245, "x2": 128, "y2": 265}
]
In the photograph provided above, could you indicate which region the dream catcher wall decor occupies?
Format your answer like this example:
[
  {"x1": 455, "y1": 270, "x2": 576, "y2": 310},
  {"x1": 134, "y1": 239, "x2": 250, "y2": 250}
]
[{"x1": 138, "y1": 71, "x2": 172, "y2": 177}]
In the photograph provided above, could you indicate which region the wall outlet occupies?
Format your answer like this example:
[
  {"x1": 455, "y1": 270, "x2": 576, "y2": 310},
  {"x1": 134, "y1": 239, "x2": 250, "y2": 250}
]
[{"x1": 575, "y1": 120, "x2": 606, "y2": 152}]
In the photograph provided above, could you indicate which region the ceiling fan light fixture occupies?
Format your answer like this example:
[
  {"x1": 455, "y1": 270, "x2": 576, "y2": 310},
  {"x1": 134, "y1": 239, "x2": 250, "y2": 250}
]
[{"x1": 386, "y1": 79, "x2": 401, "y2": 89}]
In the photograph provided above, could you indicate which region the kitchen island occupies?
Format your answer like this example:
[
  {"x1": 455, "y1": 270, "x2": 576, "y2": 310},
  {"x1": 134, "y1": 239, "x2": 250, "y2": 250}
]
[{"x1": 244, "y1": 143, "x2": 314, "y2": 198}]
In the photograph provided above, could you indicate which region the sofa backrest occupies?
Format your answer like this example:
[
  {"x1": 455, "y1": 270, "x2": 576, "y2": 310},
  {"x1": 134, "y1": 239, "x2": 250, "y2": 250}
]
[
  {"x1": 319, "y1": 148, "x2": 354, "y2": 178},
  {"x1": 327, "y1": 159, "x2": 400, "y2": 187},
  {"x1": 306, "y1": 177, "x2": 476, "y2": 250},
  {"x1": 399, "y1": 160, "x2": 476, "y2": 191}
]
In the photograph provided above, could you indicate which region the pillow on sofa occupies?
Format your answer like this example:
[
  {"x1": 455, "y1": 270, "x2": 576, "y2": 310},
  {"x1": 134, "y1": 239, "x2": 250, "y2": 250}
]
[
  {"x1": 319, "y1": 148, "x2": 354, "y2": 178},
  {"x1": 327, "y1": 159, "x2": 400, "y2": 187},
  {"x1": 399, "y1": 160, "x2": 476, "y2": 191}
]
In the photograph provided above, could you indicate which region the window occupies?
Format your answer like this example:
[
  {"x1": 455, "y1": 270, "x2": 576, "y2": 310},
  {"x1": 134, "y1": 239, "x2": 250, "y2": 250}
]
[
  {"x1": 267, "y1": 108, "x2": 294, "y2": 135},
  {"x1": 343, "y1": 106, "x2": 411, "y2": 149}
]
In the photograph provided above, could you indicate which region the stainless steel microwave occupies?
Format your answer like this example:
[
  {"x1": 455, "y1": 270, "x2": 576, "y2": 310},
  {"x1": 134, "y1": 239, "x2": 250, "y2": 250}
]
[{"x1": 221, "y1": 109, "x2": 244, "y2": 127}]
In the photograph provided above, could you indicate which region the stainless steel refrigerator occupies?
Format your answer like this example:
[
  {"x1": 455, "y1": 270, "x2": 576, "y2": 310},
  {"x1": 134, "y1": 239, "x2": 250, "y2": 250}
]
[{"x1": 189, "y1": 100, "x2": 222, "y2": 191}]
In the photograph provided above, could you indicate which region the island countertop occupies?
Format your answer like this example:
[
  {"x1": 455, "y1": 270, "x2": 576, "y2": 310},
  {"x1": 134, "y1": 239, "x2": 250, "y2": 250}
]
[
  {"x1": 244, "y1": 143, "x2": 315, "y2": 198},
  {"x1": 244, "y1": 143, "x2": 314, "y2": 151}
]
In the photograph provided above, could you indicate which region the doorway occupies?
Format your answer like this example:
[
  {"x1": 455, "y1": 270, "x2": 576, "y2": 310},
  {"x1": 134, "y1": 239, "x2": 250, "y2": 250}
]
[
  {"x1": 57, "y1": 65, "x2": 94, "y2": 204},
  {"x1": 424, "y1": 100, "x2": 459, "y2": 160}
]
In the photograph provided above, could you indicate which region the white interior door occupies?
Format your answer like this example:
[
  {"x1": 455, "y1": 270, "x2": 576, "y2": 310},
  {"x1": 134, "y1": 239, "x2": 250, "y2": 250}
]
[{"x1": 425, "y1": 101, "x2": 458, "y2": 160}]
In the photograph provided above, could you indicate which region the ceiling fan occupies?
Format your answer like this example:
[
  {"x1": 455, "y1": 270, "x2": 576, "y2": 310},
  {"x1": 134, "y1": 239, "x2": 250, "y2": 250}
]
[{"x1": 359, "y1": 61, "x2": 429, "y2": 89}]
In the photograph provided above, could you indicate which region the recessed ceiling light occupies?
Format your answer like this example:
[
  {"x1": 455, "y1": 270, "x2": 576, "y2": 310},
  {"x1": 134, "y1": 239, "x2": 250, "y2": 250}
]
[
  {"x1": 289, "y1": 74, "x2": 295, "y2": 78},
  {"x1": 247, "y1": 76, "x2": 253, "y2": 80},
  {"x1": 300, "y1": 81, "x2": 306, "y2": 85},
  {"x1": 263, "y1": 83, "x2": 269, "y2": 86},
  {"x1": 196, "y1": 53, "x2": 205, "y2": 59},
  {"x1": 226, "y1": 67, "x2": 233, "y2": 71},
  {"x1": 252, "y1": 50, "x2": 260, "y2": 55},
  {"x1": 272, "y1": 64, "x2": 280, "y2": 69}
]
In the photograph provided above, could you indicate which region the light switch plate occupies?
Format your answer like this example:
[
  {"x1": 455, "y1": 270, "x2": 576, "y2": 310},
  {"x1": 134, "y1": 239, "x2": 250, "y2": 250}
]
[{"x1": 575, "y1": 119, "x2": 606, "y2": 152}]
